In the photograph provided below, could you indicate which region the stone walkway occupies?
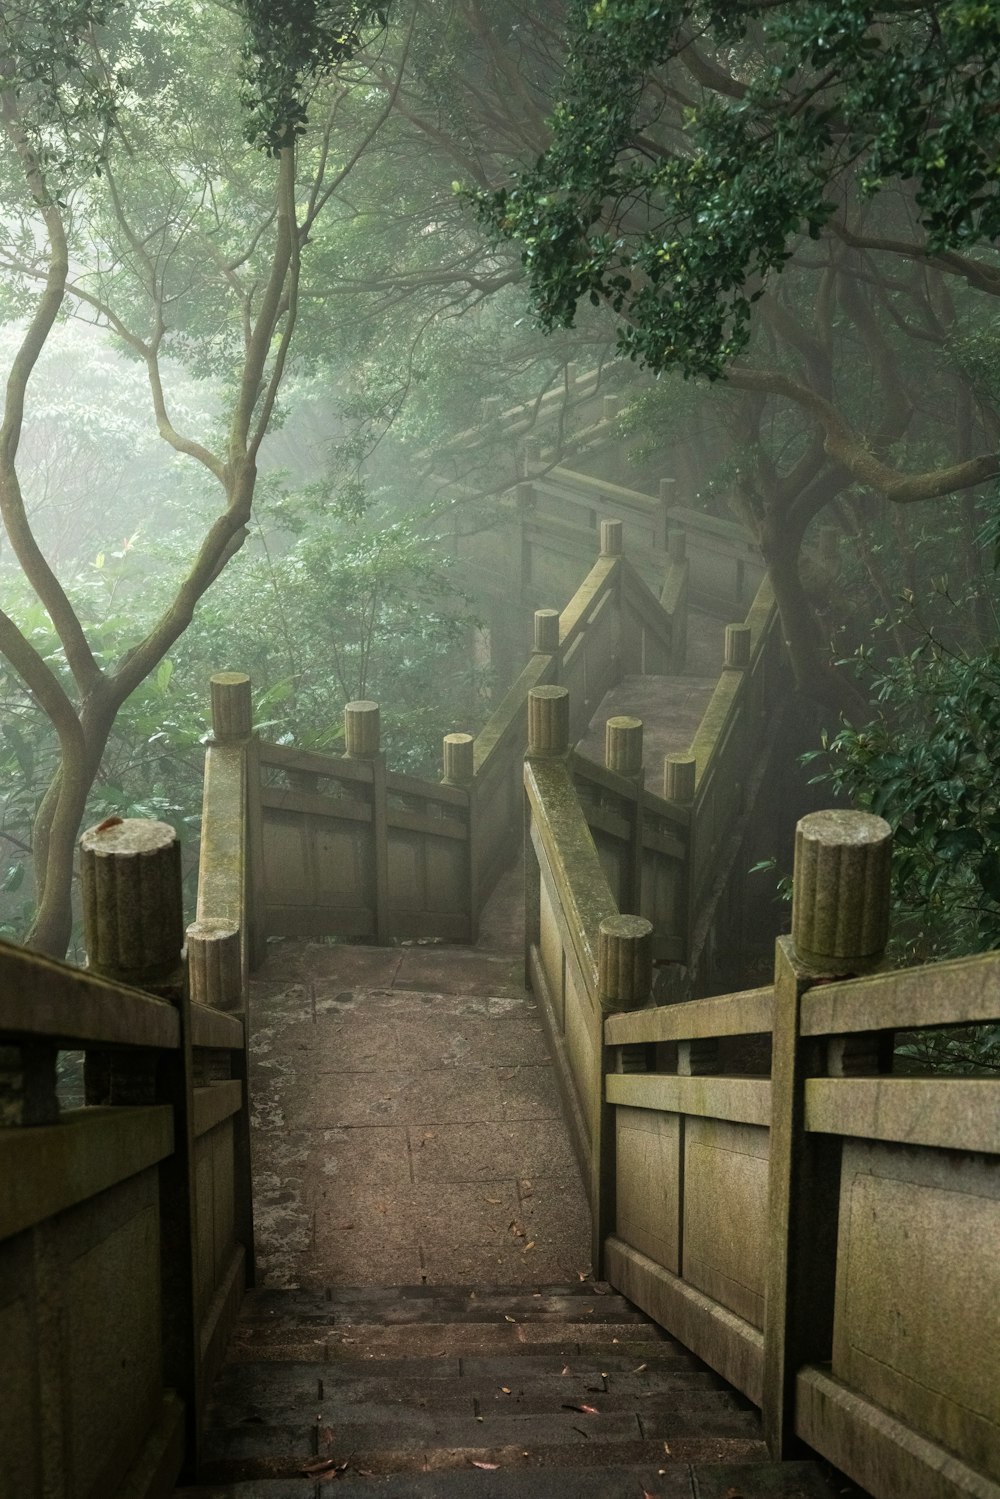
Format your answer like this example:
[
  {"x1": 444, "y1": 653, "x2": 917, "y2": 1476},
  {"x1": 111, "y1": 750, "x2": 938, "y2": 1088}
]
[{"x1": 247, "y1": 867, "x2": 591, "y2": 1289}]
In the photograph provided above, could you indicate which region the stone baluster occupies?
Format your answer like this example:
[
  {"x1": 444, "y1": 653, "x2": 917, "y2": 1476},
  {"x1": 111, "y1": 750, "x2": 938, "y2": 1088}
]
[
  {"x1": 791, "y1": 810, "x2": 892, "y2": 977},
  {"x1": 764, "y1": 808, "x2": 894, "y2": 1455},
  {"x1": 187, "y1": 921, "x2": 242, "y2": 1011},
  {"x1": 80, "y1": 817, "x2": 185, "y2": 1104},
  {"x1": 527, "y1": 686, "x2": 570, "y2": 756},
  {"x1": 603, "y1": 394, "x2": 621, "y2": 422},
  {"x1": 598, "y1": 915, "x2": 653, "y2": 1012},
  {"x1": 442, "y1": 732, "x2": 474, "y2": 785},
  {"x1": 725, "y1": 624, "x2": 752, "y2": 670},
  {"x1": 605, "y1": 716, "x2": 643, "y2": 780},
  {"x1": 210, "y1": 671, "x2": 253, "y2": 741},
  {"x1": 344, "y1": 700, "x2": 380, "y2": 758},
  {"x1": 0, "y1": 1044, "x2": 59, "y2": 1126},
  {"x1": 533, "y1": 608, "x2": 560, "y2": 654},
  {"x1": 663, "y1": 753, "x2": 696, "y2": 804},
  {"x1": 600, "y1": 519, "x2": 623, "y2": 556}
]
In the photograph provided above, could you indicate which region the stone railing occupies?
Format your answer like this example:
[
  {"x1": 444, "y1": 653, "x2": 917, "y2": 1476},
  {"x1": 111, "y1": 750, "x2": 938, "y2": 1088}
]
[
  {"x1": 199, "y1": 520, "x2": 689, "y2": 954},
  {"x1": 0, "y1": 818, "x2": 253, "y2": 1496},
  {"x1": 599, "y1": 810, "x2": 1000, "y2": 1499}
]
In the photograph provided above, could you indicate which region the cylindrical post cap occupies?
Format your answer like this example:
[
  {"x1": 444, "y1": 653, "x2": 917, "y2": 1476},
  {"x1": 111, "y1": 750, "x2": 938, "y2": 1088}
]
[
  {"x1": 598, "y1": 914, "x2": 653, "y2": 1011},
  {"x1": 533, "y1": 609, "x2": 560, "y2": 654},
  {"x1": 80, "y1": 818, "x2": 184, "y2": 985},
  {"x1": 791, "y1": 810, "x2": 892, "y2": 973},
  {"x1": 187, "y1": 920, "x2": 242, "y2": 1010},
  {"x1": 344, "y1": 700, "x2": 380, "y2": 757},
  {"x1": 527, "y1": 685, "x2": 570, "y2": 756},
  {"x1": 725, "y1": 624, "x2": 752, "y2": 670},
  {"x1": 600, "y1": 519, "x2": 623, "y2": 556},
  {"x1": 210, "y1": 672, "x2": 252, "y2": 741},
  {"x1": 605, "y1": 716, "x2": 643, "y2": 778},
  {"x1": 664, "y1": 754, "x2": 696, "y2": 803},
  {"x1": 442, "y1": 732, "x2": 474, "y2": 784}
]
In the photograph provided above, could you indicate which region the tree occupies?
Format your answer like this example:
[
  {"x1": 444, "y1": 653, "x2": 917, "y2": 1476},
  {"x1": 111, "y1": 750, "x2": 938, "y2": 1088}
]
[
  {"x1": 476, "y1": 2, "x2": 1000, "y2": 714},
  {"x1": 0, "y1": 0, "x2": 389, "y2": 954}
]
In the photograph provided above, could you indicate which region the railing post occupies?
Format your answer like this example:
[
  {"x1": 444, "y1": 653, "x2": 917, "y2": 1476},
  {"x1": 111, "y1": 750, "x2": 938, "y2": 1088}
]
[
  {"x1": 533, "y1": 608, "x2": 560, "y2": 655},
  {"x1": 606, "y1": 716, "x2": 644, "y2": 916},
  {"x1": 79, "y1": 816, "x2": 201, "y2": 1472},
  {"x1": 663, "y1": 753, "x2": 696, "y2": 803},
  {"x1": 658, "y1": 477, "x2": 676, "y2": 549},
  {"x1": 595, "y1": 914, "x2": 653, "y2": 1272},
  {"x1": 527, "y1": 685, "x2": 570, "y2": 757},
  {"x1": 208, "y1": 670, "x2": 264, "y2": 971},
  {"x1": 345, "y1": 700, "x2": 389, "y2": 943},
  {"x1": 763, "y1": 810, "x2": 892, "y2": 1459},
  {"x1": 600, "y1": 518, "x2": 623, "y2": 556},
  {"x1": 724, "y1": 623, "x2": 752, "y2": 671},
  {"x1": 442, "y1": 731, "x2": 478, "y2": 942}
]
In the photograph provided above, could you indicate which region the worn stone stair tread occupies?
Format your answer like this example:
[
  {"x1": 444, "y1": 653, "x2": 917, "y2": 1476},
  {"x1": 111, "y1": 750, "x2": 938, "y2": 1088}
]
[
  {"x1": 230, "y1": 1321, "x2": 670, "y2": 1359},
  {"x1": 180, "y1": 1456, "x2": 851, "y2": 1497},
  {"x1": 207, "y1": 1360, "x2": 738, "y2": 1412},
  {"x1": 239, "y1": 1287, "x2": 652, "y2": 1326}
]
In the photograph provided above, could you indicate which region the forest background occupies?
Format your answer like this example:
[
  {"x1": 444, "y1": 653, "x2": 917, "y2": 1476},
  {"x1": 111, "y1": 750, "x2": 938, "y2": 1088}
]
[{"x1": 1, "y1": 0, "x2": 998, "y2": 1032}]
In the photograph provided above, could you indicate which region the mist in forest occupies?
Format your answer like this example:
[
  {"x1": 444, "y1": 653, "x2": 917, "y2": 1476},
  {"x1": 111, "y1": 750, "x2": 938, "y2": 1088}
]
[{"x1": 0, "y1": 0, "x2": 997, "y2": 1025}]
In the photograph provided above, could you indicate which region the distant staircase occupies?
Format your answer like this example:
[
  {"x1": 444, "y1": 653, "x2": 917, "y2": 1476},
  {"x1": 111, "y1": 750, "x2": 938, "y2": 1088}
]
[{"x1": 175, "y1": 1282, "x2": 854, "y2": 1498}]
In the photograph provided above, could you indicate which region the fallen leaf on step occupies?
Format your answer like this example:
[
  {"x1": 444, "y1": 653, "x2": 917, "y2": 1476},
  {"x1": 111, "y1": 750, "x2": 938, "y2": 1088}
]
[
  {"x1": 504, "y1": 1314, "x2": 516, "y2": 1323},
  {"x1": 562, "y1": 1402, "x2": 599, "y2": 1414},
  {"x1": 471, "y1": 1460, "x2": 500, "y2": 1470},
  {"x1": 640, "y1": 1489, "x2": 660, "y2": 1499},
  {"x1": 577, "y1": 1269, "x2": 588, "y2": 1281},
  {"x1": 484, "y1": 1197, "x2": 502, "y2": 1205},
  {"x1": 500, "y1": 1386, "x2": 511, "y2": 1394},
  {"x1": 523, "y1": 1241, "x2": 535, "y2": 1251},
  {"x1": 664, "y1": 1442, "x2": 671, "y2": 1455},
  {"x1": 633, "y1": 1363, "x2": 647, "y2": 1373},
  {"x1": 561, "y1": 1365, "x2": 570, "y2": 1376},
  {"x1": 509, "y1": 1219, "x2": 526, "y2": 1238},
  {"x1": 301, "y1": 1457, "x2": 340, "y2": 1475}
]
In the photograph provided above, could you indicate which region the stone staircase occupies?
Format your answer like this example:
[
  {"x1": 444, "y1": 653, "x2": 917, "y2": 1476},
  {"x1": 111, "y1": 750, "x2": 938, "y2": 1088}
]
[{"x1": 175, "y1": 1282, "x2": 855, "y2": 1498}]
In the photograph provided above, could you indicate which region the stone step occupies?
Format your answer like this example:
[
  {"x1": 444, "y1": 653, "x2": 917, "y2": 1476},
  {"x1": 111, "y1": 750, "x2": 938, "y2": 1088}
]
[
  {"x1": 178, "y1": 1455, "x2": 851, "y2": 1497},
  {"x1": 239, "y1": 1284, "x2": 651, "y2": 1327},
  {"x1": 179, "y1": 1285, "x2": 864, "y2": 1498}
]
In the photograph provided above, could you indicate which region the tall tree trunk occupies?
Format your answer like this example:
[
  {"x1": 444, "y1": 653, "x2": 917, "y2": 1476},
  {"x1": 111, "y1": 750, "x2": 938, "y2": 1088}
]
[
  {"x1": 27, "y1": 707, "x2": 114, "y2": 957},
  {"x1": 762, "y1": 526, "x2": 868, "y2": 726}
]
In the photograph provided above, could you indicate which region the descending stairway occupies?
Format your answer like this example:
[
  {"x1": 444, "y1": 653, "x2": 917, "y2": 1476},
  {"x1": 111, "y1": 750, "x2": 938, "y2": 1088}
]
[{"x1": 176, "y1": 1282, "x2": 856, "y2": 1498}]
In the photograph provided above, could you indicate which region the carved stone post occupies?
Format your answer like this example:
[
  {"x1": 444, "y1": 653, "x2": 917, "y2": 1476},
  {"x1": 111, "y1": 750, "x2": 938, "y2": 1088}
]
[
  {"x1": 603, "y1": 394, "x2": 621, "y2": 422},
  {"x1": 600, "y1": 518, "x2": 623, "y2": 556},
  {"x1": 533, "y1": 608, "x2": 560, "y2": 654},
  {"x1": 442, "y1": 732, "x2": 474, "y2": 785},
  {"x1": 527, "y1": 686, "x2": 570, "y2": 757},
  {"x1": 663, "y1": 753, "x2": 696, "y2": 803},
  {"x1": 80, "y1": 817, "x2": 185, "y2": 1106},
  {"x1": 344, "y1": 700, "x2": 380, "y2": 758},
  {"x1": 791, "y1": 810, "x2": 892, "y2": 976},
  {"x1": 598, "y1": 915, "x2": 653, "y2": 1012},
  {"x1": 606, "y1": 717, "x2": 644, "y2": 914},
  {"x1": 763, "y1": 809, "x2": 893, "y2": 1459},
  {"x1": 724, "y1": 624, "x2": 752, "y2": 670},
  {"x1": 605, "y1": 716, "x2": 643, "y2": 780},
  {"x1": 81, "y1": 818, "x2": 184, "y2": 992},
  {"x1": 187, "y1": 921, "x2": 242, "y2": 1011},
  {"x1": 523, "y1": 435, "x2": 543, "y2": 473},
  {"x1": 210, "y1": 671, "x2": 253, "y2": 741}
]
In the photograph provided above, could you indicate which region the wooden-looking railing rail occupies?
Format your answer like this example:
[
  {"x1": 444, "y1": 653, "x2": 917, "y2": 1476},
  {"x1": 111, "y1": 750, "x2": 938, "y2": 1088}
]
[{"x1": 0, "y1": 817, "x2": 253, "y2": 1499}]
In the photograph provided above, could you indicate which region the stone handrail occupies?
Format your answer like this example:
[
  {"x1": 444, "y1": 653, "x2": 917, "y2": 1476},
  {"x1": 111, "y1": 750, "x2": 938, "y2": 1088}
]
[
  {"x1": 596, "y1": 811, "x2": 1000, "y2": 1499},
  {"x1": 0, "y1": 820, "x2": 254, "y2": 1496},
  {"x1": 206, "y1": 521, "x2": 688, "y2": 951}
]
